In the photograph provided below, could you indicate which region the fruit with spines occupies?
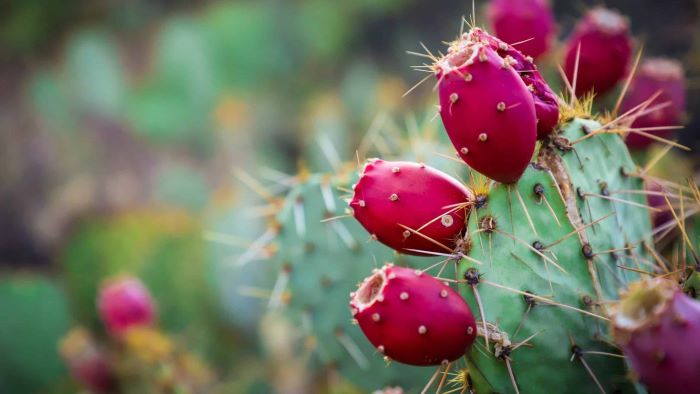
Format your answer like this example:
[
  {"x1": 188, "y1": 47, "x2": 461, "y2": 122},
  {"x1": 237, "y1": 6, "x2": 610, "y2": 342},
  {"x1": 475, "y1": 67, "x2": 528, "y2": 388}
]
[
  {"x1": 621, "y1": 58, "x2": 686, "y2": 149},
  {"x1": 487, "y1": 0, "x2": 555, "y2": 59},
  {"x1": 350, "y1": 264, "x2": 477, "y2": 366},
  {"x1": 564, "y1": 7, "x2": 633, "y2": 96},
  {"x1": 98, "y1": 276, "x2": 156, "y2": 337},
  {"x1": 436, "y1": 28, "x2": 537, "y2": 183},
  {"x1": 612, "y1": 278, "x2": 700, "y2": 394},
  {"x1": 349, "y1": 159, "x2": 474, "y2": 255},
  {"x1": 469, "y1": 28, "x2": 559, "y2": 139}
]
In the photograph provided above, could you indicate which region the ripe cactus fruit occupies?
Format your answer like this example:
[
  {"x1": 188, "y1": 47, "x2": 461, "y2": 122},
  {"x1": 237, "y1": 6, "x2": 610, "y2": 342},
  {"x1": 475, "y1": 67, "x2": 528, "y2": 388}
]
[
  {"x1": 350, "y1": 264, "x2": 477, "y2": 366},
  {"x1": 564, "y1": 7, "x2": 633, "y2": 96},
  {"x1": 486, "y1": 0, "x2": 555, "y2": 59},
  {"x1": 349, "y1": 159, "x2": 474, "y2": 255},
  {"x1": 436, "y1": 28, "x2": 537, "y2": 183},
  {"x1": 621, "y1": 58, "x2": 686, "y2": 149},
  {"x1": 612, "y1": 278, "x2": 700, "y2": 394},
  {"x1": 97, "y1": 276, "x2": 155, "y2": 336},
  {"x1": 470, "y1": 28, "x2": 559, "y2": 139}
]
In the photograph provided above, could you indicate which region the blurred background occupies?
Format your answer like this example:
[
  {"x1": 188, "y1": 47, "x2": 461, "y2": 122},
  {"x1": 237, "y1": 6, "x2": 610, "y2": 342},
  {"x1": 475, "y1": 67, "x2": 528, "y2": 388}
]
[{"x1": 0, "y1": 0, "x2": 698, "y2": 393}]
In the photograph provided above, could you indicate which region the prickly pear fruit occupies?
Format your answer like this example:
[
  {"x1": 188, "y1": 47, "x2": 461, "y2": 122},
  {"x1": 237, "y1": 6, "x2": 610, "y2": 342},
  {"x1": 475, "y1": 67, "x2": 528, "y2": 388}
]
[
  {"x1": 350, "y1": 264, "x2": 477, "y2": 366},
  {"x1": 564, "y1": 7, "x2": 633, "y2": 96},
  {"x1": 487, "y1": 0, "x2": 555, "y2": 59},
  {"x1": 97, "y1": 277, "x2": 155, "y2": 336},
  {"x1": 59, "y1": 328, "x2": 116, "y2": 393},
  {"x1": 470, "y1": 28, "x2": 559, "y2": 139},
  {"x1": 612, "y1": 278, "x2": 700, "y2": 394},
  {"x1": 349, "y1": 159, "x2": 474, "y2": 255},
  {"x1": 622, "y1": 58, "x2": 686, "y2": 149},
  {"x1": 436, "y1": 29, "x2": 537, "y2": 183}
]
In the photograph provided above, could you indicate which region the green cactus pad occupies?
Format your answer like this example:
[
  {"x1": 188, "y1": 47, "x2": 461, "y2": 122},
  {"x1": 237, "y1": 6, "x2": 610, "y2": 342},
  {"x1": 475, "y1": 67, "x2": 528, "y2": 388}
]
[{"x1": 457, "y1": 118, "x2": 652, "y2": 393}]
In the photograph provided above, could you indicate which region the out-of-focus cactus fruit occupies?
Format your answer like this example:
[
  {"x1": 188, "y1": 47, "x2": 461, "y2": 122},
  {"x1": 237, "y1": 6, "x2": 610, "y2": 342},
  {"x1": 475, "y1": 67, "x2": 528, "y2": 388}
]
[
  {"x1": 621, "y1": 58, "x2": 686, "y2": 149},
  {"x1": 97, "y1": 276, "x2": 156, "y2": 337},
  {"x1": 564, "y1": 7, "x2": 633, "y2": 96},
  {"x1": 487, "y1": 0, "x2": 555, "y2": 59},
  {"x1": 612, "y1": 278, "x2": 700, "y2": 394}
]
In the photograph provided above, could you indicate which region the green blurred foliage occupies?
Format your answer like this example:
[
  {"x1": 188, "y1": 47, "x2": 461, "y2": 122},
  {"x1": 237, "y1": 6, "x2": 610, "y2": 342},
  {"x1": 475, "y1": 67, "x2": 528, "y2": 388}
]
[
  {"x1": 201, "y1": 3, "x2": 288, "y2": 91},
  {"x1": 64, "y1": 30, "x2": 126, "y2": 117},
  {"x1": 128, "y1": 17, "x2": 216, "y2": 146},
  {"x1": 0, "y1": 276, "x2": 72, "y2": 393}
]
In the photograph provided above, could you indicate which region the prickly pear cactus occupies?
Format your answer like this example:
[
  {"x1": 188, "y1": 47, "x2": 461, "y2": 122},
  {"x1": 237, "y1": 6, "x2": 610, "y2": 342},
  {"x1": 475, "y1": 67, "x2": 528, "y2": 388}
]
[{"x1": 456, "y1": 116, "x2": 652, "y2": 393}]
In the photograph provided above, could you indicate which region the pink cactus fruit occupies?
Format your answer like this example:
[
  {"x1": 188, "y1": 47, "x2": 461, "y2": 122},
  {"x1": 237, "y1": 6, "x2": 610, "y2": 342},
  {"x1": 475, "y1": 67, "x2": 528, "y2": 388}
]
[
  {"x1": 487, "y1": 0, "x2": 555, "y2": 59},
  {"x1": 621, "y1": 58, "x2": 686, "y2": 149},
  {"x1": 470, "y1": 28, "x2": 559, "y2": 139},
  {"x1": 97, "y1": 276, "x2": 155, "y2": 336},
  {"x1": 350, "y1": 264, "x2": 477, "y2": 366},
  {"x1": 645, "y1": 180, "x2": 673, "y2": 230},
  {"x1": 612, "y1": 278, "x2": 700, "y2": 394},
  {"x1": 59, "y1": 328, "x2": 116, "y2": 393},
  {"x1": 349, "y1": 159, "x2": 474, "y2": 255},
  {"x1": 436, "y1": 28, "x2": 537, "y2": 183},
  {"x1": 564, "y1": 7, "x2": 633, "y2": 96}
]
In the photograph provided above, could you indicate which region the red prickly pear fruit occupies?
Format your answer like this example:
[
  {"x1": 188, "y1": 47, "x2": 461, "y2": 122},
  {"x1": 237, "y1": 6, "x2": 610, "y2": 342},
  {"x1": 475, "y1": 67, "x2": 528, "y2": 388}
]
[
  {"x1": 436, "y1": 29, "x2": 537, "y2": 183},
  {"x1": 612, "y1": 278, "x2": 700, "y2": 394},
  {"x1": 564, "y1": 7, "x2": 633, "y2": 96},
  {"x1": 350, "y1": 264, "x2": 477, "y2": 366},
  {"x1": 349, "y1": 159, "x2": 473, "y2": 255},
  {"x1": 59, "y1": 328, "x2": 116, "y2": 393},
  {"x1": 622, "y1": 58, "x2": 686, "y2": 149},
  {"x1": 470, "y1": 28, "x2": 559, "y2": 139},
  {"x1": 487, "y1": 0, "x2": 555, "y2": 60},
  {"x1": 97, "y1": 276, "x2": 155, "y2": 336}
]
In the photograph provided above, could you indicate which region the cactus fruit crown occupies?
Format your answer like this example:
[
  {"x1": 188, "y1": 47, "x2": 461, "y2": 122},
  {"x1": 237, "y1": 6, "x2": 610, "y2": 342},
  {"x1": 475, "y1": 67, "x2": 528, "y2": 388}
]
[
  {"x1": 639, "y1": 58, "x2": 684, "y2": 81},
  {"x1": 613, "y1": 278, "x2": 674, "y2": 332},
  {"x1": 586, "y1": 7, "x2": 629, "y2": 35},
  {"x1": 353, "y1": 269, "x2": 386, "y2": 312}
]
